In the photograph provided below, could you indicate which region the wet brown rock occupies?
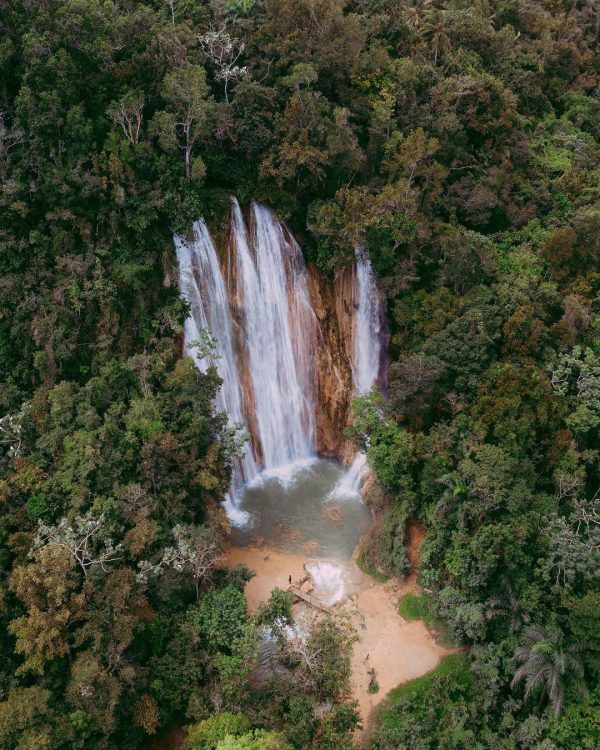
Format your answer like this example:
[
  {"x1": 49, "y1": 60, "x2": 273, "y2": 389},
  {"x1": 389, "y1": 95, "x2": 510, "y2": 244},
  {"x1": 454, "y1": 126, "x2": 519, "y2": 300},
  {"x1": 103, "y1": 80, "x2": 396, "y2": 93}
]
[
  {"x1": 324, "y1": 505, "x2": 343, "y2": 522},
  {"x1": 307, "y1": 264, "x2": 354, "y2": 458}
]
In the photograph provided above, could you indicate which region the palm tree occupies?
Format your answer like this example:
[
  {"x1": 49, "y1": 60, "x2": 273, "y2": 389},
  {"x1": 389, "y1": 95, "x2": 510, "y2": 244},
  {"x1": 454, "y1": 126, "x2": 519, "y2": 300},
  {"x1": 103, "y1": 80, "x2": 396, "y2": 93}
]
[
  {"x1": 420, "y1": 9, "x2": 453, "y2": 66},
  {"x1": 401, "y1": 0, "x2": 432, "y2": 30},
  {"x1": 511, "y1": 625, "x2": 587, "y2": 716},
  {"x1": 485, "y1": 576, "x2": 530, "y2": 633}
]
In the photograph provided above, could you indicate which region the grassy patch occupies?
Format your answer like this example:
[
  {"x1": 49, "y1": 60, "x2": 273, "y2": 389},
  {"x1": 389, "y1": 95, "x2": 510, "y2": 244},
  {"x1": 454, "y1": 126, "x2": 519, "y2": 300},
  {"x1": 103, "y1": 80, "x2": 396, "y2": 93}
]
[
  {"x1": 397, "y1": 593, "x2": 435, "y2": 626},
  {"x1": 385, "y1": 654, "x2": 469, "y2": 704},
  {"x1": 356, "y1": 549, "x2": 389, "y2": 582},
  {"x1": 398, "y1": 592, "x2": 455, "y2": 646}
]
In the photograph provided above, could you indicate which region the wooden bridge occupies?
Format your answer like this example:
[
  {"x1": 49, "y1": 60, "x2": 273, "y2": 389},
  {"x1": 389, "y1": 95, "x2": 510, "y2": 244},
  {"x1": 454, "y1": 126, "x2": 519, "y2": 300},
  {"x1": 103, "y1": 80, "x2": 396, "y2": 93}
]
[{"x1": 287, "y1": 585, "x2": 335, "y2": 615}]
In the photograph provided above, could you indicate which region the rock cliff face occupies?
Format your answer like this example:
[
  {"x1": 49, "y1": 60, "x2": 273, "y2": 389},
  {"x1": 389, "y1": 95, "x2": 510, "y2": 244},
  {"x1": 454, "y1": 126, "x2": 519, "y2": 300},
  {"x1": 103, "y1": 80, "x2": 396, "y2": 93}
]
[
  {"x1": 306, "y1": 263, "x2": 377, "y2": 462},
  {"x1": 224, "y1": 246, "x2": 382, "y2": 465},
  {"x1": 306, "y1": 265, "x2": 354, "y2": 458}
]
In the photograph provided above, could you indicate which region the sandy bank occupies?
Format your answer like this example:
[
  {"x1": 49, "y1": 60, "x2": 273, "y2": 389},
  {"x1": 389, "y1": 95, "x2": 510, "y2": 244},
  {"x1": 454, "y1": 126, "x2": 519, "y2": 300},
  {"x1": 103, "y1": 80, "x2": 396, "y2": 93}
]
[{"x1": 223, "y1": 543, "x2": 454, "y2": 735}]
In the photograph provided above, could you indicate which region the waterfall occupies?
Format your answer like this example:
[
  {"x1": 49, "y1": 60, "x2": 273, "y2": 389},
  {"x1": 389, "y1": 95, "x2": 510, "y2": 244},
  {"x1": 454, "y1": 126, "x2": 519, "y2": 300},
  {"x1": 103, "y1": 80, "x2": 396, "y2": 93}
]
[
  {"x1": 176, "y1": 202, "x2": 320, "y2": 523},
  {"x1": 353, "y1": 249, "x2": 383, "y2": 394},
  {"x1": 175, "y1": 220, "x2": 257, "y2": 523},
  {"x1": 176, "y1": 201, "x2": 385, "y2": 520},
  {"x1": 230, "y1": 200, "x2": 317, "y2": 476},
  {"x1": 332, "y1": 249, "x2": 385, "y2": 500}
]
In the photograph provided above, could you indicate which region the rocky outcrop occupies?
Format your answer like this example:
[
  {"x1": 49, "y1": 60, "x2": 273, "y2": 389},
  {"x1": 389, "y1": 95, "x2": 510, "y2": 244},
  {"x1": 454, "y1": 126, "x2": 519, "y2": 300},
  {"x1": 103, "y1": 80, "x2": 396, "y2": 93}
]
[{"x1": 306, "y1": 264, "x2": 354, "y2": 458}]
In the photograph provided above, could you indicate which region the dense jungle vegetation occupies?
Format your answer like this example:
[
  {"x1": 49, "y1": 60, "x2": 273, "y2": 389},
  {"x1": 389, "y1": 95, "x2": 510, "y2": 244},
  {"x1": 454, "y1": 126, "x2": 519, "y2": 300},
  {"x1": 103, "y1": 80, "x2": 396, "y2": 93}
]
[{"x1": 0, "y1": 0, "x2": 599, "y2": 748}]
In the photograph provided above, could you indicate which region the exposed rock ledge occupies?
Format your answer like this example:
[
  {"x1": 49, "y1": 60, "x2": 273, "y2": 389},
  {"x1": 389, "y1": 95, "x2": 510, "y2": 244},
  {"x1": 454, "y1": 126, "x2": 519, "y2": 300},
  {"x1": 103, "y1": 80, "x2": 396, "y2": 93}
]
[{"x1": 308, "y1": 263, "x2": 369, "y2": 461}]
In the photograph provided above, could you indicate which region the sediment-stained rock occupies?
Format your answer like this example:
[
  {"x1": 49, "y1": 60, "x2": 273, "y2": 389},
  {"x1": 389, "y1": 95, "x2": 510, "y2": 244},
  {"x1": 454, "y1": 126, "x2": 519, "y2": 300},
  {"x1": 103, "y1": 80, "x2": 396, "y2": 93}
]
[{"x1": 306, "y1": 264, "x2": 354, "y2": 458}]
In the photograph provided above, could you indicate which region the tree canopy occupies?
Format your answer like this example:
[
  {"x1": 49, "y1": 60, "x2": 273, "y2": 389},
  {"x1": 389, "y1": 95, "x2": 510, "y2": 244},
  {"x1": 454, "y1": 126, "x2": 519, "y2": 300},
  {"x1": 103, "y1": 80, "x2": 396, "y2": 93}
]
[{"x1": 1, "y1": 0, "x2": 599, "y2": 748}]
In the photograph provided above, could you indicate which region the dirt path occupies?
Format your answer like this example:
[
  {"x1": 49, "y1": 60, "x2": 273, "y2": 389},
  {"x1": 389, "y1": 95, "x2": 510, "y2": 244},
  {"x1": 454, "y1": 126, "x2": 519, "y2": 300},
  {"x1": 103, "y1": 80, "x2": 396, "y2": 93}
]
[
  {"x1": 223, "y1": 540, "x2": 454, "y2": 737},
  {"x1": 345, "y1": 580, "x2": 449, "y2": 740}
]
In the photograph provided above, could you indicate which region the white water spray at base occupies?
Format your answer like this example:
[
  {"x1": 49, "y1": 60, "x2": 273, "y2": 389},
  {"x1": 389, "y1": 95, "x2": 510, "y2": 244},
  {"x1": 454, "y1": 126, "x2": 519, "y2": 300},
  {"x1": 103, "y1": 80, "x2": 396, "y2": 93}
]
[
  {"x1": 329, "y1": 452, "x2": 368, "y2": 500},
  {"x1": 305, "y1": 561, "x2": 347, "y2": 605}
]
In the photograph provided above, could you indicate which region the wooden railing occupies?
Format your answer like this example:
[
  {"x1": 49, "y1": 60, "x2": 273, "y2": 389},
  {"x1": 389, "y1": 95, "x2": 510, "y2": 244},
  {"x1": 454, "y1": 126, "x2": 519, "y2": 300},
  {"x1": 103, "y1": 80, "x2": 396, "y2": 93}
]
[{"x1": 287, "y1": 586, "x2": 335, "y2": 615}]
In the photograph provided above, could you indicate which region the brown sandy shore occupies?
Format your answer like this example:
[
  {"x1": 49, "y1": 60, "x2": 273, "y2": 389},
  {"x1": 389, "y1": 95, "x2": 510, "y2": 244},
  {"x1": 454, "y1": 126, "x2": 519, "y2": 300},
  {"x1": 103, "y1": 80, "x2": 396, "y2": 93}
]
[
  {"x1": 224, "y1": 543, "x2": 456, "y2": 740},
  {"x1": 149, "y1": 534, "x2": 456, "y2": 750}
]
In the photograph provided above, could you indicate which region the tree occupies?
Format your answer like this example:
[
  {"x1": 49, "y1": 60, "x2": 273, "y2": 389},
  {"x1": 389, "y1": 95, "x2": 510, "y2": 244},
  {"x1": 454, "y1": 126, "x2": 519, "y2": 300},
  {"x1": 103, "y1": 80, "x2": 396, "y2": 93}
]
[
  {"x1": 9, "y1": 545, "x2": 85, "y2": 674},
  {"x1": 165, "y1": 0, "x2": 180, "y2": 25},
  {"x1": 388, "y1": 353, "x2": 445, "y2": 422},
  {"x1": 151, "y1": 65, "x2": 210, "y2": 180},
  {"x1": 420, "y1": 8, "x2": 453, "y2": 66},
  {"x1": 138, "y1": 523, "x2": 223, "y2": 601},
  {"x1": 0, "y1": 111, "x2": 25, "y2": 184},
  {"x1": 199, "y1": 24, "x2": 249, "y2": 103},
  {"x1": 279, "y1": 615, "x2": 358, "y2": 701},
  {"x1": 567, "y1": 592, "x2": 600, "y2": 677},
  {"x1": 32, "y1": 514, "x2": 123, "y2": 578},
  {"x1": 544, "y1": 497, "x2": 600, "y2": 589},
  {"x1": 511, "y1": 626, "x2": 587, "y2": 716},
  {"x1": 195, "y1": 585, "x2": 248, "y2": 651},
  {"x1": 184, "y1": 712, "x2": 251, "y2": 750},
  {"x1": 550, "y1": 346, "x2": 600, "y2": 436},
  {"x1": 484, "y1": 576, "x2": 530, "y2": 634},
  {"x1": 0, "y1": 401, "x2": 29, "y2": 459},
  {"x1": 108, "y1": 91, "x2": 144, "y2": 146},
  {"x1": 0, "y1": 686, "x2": 51, "y2": 750}
]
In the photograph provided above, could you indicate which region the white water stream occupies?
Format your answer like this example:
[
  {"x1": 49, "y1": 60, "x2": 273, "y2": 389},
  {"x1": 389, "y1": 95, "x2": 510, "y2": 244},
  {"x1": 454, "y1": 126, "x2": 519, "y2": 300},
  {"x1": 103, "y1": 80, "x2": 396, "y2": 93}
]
[
  {"x1": 330, "y1": 249, "x2": 385, "y2": 501},
  {"x1": 230, "y1": 199, "x2": 317, "y2": 471},
  {"x1": 175, "y1": 220, "x2": 257, "y2": 523}
]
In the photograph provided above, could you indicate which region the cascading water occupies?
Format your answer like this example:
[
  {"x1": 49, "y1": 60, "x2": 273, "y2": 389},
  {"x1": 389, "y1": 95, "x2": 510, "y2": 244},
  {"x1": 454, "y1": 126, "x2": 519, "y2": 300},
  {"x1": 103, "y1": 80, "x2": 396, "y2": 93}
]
[
  {"x1": 176, "y1": 201, "x2": 382, "y2": 541},
  {"x1": 353, "y1": 248, "x2": 384, "y2": 394},
  {"x1": 175, "y1": 220, "x2": 257, "y2": 523},
  {"x1": 177, "y1": 202, "x2": 323, "y2": 525},
  {"x1": 331, "y1": 248, "x2": 385, "y2": 500},
  {"x1": 230, "y1": 200, "x2": 317, "y2": 476}
]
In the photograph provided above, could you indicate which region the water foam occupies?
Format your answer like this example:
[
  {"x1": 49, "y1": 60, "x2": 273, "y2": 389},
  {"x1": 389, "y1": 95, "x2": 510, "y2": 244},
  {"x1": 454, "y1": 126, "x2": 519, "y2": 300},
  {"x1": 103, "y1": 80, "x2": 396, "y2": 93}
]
[{"x1": 305, "y1": 561, "x2": 347, "y2": 605}]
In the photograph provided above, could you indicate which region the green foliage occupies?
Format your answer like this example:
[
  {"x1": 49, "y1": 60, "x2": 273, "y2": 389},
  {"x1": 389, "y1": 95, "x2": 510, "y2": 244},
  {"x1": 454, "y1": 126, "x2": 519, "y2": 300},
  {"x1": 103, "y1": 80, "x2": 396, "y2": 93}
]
[
  {"x1": 511, "y1": 625, "x2": 587, "y2": 717},
  {"x1": 350, "y1": 391, "x2": 415, "y2": 497},
  {"x1": 216, "y1": 729, "x2": 292, "y2": 750},
  {"x1": 255, "y1": 587, "x2": 295, "y2": 627},
  {"x1": 367, "y1": 669, "x2": 379, "y2": 694},
  {"x1": 195, "y1": 585, "x2": 249, "y2": 653},
  {"x1": 374, "y1": 656, "x2": 474, "y2": 749},
  {"x1": 546, "y1": 685, "x2": 600, "y2": 750},
  {"x1": 1, "y1": 0, "x2": 600, "y2": 747},
  {"x1": 185, "y1": 712, "x2": 251, "y2": 750},
  {"x1": 397, "y1": 593, "x2": 436, "y2": 628}
]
